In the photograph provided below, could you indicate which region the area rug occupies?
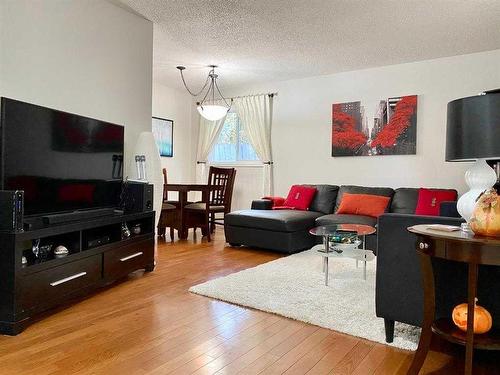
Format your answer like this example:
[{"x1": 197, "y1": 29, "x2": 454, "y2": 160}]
[{"x1": 189, "y1": 248, "x2": 419, "y2": 350}]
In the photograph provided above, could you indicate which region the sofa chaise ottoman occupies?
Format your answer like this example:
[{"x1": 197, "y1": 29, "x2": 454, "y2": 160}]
[{"x1": 225, "y1": 185, "x2": 338, "y2": 253}]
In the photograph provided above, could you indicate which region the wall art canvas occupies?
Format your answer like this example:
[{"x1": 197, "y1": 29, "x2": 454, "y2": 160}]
[
  {"x1": 152, "y1": 117, "x2": 173, "y2": 157},
  {"x1": 331, "y1": 95, "x2": 417, "y2": 157}
]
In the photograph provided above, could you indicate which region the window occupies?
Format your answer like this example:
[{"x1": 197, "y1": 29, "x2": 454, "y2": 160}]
[{"x1": 209, "y1": 112, "x2": 259, "y2": 163}]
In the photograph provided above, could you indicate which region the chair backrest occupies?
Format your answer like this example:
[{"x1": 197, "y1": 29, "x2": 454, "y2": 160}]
[
  {"x1": 162, "y1": 168, "x2": 168, "y2": 200},
  {"x1": 207, "y1": 166, "x2": 236, "y2": 212}
]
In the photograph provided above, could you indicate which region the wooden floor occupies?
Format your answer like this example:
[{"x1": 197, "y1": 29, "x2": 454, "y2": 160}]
[{"x1": 0, "y1": 229, "x2": 498, "y2": 375}]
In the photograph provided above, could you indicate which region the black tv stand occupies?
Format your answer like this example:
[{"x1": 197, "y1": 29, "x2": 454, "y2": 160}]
[
  {"x1": 0, "y1": 210, "x2": 155, "y2": 335},
  {"x1": 42, "y1": 207, "x2": 117, "y2": 225}
]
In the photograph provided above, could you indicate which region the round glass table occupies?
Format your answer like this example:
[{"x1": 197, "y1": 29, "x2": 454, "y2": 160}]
[{"x1": 309, "y1": 224, "x2": 376, "y2": 285}]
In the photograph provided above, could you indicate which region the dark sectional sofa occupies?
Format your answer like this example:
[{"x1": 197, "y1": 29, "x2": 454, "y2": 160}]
[
  {"x1": 225, "y1": 184, "x2": 500, "y2": 342},
  {"x1": 224, "y1": 184, "x2": 453, "y2": 254}
]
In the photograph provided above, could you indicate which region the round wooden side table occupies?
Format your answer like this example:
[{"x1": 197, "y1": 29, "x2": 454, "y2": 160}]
[{"x1": 407, "y1": 225, "x2": 500, "y2": 375}]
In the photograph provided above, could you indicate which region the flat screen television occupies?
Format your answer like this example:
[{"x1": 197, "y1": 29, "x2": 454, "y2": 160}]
[{"x1": 0, "y1": 97, "x2": 124, "y2": 217}]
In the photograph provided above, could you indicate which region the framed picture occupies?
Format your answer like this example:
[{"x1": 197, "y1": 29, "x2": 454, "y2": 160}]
[
  {"x1": 332, "y1": 95, "x2": 418, "y2": 157},
  {"x1": 152, "y1": 117, "x2": 173, "y2": 157}
]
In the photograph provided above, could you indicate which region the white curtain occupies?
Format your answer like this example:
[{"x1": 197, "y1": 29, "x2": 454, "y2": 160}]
[
  {"x1": 234, "y1": 94, "x2": 274, "y2": 196},
  {"x1": 195, "y1": 110, "x2": 226, "y2": 183}
]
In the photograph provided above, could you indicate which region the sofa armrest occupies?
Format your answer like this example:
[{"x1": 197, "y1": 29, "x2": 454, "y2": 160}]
[
  {"x1": 251, "y1": 199, "x2": 273, "y2": 210},
  {"x1": 376, "y1": 213, "x2": 464, "y2": 327}
]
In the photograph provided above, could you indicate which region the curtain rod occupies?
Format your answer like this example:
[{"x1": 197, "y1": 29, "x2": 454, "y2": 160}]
[{"x1": 228, "y1": 92, "x2": 278, "y2": 100}]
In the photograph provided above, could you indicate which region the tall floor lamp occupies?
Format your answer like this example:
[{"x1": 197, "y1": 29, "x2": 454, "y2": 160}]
[{"x1": 446, "y1": 90, "x2": 500, "y2": 228}]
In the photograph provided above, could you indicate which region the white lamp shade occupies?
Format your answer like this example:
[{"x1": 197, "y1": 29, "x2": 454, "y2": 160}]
[
  {"x1": 130, "y1": 131, "x2": 163, "y2": 227},
  {"x1": 197, "y1": 104, "x2": 228, "y2": 121}
]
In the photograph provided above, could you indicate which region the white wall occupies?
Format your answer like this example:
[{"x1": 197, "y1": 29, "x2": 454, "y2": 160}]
[
  {"x1": 152, "y1": 82, "x2": 196, "y2": 184},
  {"x1": 229, "y1": 165, "x2": 264, "y2": 211},
  {"x1": 221, "y1": 49, "x2": 500, "y2": 200},
  {"x1": 0, "y1": 0, "x2": 153, "y2": 172}
]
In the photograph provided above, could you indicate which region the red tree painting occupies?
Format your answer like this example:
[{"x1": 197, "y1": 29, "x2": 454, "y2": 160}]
[
  {"x1": 371, "y1": 95, "x2": 417, "y2": 150},
  {"x1": 331, "y1": 96, "x2": 417, "y2": 157},
  {"x1": 331, "y1": 103, "x2": 367, "y2": 156}
]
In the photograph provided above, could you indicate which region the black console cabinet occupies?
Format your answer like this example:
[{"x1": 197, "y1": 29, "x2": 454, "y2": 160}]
[{"x1": 0, "y1": 211, "x2": 155, "y2": 335}]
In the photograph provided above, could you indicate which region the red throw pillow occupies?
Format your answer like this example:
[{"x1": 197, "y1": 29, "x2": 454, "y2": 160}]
[
  {"x1": 415, "y1": 188, "x2": 458, "y2": 216},
  {"x1": 336, "y1": 193, "x2": 391, "y2": 218},
  {"x1": 282, "y1": 185, "x2": 317, "y2": 210}
]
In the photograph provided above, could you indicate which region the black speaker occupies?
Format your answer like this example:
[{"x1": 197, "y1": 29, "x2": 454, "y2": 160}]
[
  {"x1": 0, "y1": 190, "x2": 24, "y2": 232},
  {"x1": 120, "y1": 182, "x2": 153, "y2": 213}
]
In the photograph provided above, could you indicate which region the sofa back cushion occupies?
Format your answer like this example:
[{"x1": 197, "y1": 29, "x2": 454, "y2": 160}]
[
  {"x1": 390, "y1": 188, "x2": 458, "y2": 214},
  {"x1": 390, "y1": 188, "x2": 420, "y2": 214},
  {"x1": 335, "y1": 185, "x2": 394, "y2": 212},
  {"x1": 302, "y1": 184, "x2": 339, "y2": 214}
]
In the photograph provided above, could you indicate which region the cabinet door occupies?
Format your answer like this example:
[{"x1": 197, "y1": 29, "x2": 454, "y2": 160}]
[
  {"x1": 103, "y1": 238, "x2": 154, "y2": 281},
  {"x1": 19, "y1": 255, "x2": 102, "y2": 312}
]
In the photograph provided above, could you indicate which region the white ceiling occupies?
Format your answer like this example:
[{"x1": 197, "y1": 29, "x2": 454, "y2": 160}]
[{"x1": 117, "y1": 0, "x2": 500, "y2": 90}]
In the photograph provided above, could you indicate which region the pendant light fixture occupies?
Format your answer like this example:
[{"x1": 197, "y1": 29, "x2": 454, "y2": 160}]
[{"x1": 176, "y1": 65, "x2": 232, "y2": 121}]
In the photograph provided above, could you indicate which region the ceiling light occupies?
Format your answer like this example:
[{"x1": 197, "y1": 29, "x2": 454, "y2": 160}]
[{"x1": 176, "y1": 65, "x2": 232, "y2": 121}]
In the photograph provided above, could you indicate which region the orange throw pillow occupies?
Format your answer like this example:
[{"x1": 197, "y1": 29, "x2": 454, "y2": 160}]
[{"x1": 336, "y1": 193, "x2": 391, "y2": 218}]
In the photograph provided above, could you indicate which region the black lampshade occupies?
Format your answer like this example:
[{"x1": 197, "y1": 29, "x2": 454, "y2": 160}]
[{"x1": 446, "y1": 92, "x2": 500, "y2": 162}]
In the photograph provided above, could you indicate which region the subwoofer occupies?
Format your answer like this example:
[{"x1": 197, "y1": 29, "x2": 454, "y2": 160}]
[{"x1": 120, "y1": 182, "x2": 153, "y2": 213}]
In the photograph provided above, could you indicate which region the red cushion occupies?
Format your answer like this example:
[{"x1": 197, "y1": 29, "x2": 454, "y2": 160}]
[
  {"x1": 282, "y1": 185, "x2": 317, "y2": 210},
  {"x1": 415, "y1": 188, "x2": 458, "y2": 216},
  {"x1": 272, "y1": 206, "x2": 296, "y2": 210},
  {"x1": 336, "y1": 193, "x2": 391, "y2": 218}
]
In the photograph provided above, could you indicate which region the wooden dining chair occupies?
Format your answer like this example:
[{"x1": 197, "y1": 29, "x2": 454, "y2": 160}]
[
  {"x1": 157, "y1": 168, "x2": 180, "y2": 241},
  {"x1": 184, "y1": 166, "x2": 236, "y2": 242}
]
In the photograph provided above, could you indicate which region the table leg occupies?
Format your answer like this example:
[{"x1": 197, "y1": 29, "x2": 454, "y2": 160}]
[
  {"x1": 363, "y1": 254, "x2": 367, "y2": 281},
  {"x1": 465, "y1": 263, "x2": 478, "y2": 375},
  {"x1": 322, "y1": 235, "x2": 327, "y2": 273},
  {"x1": 323, "y1": 235, "x2": 329, "y2": 252},
  {"x1": 178, "y1": 191, "x2": 188, "y2": 240},
  {"x1": 323, "y1": 234, "x2": 329, "y2": 286},
  {"x1": 325, "y1": 257, "x2": 329, "y2": 286},
  {"x1": 362, "y1": 235, "x2": 367, "y2": 280},
  {"x1": 408, "y1": 253, "x2": 435, "y2": 375}
]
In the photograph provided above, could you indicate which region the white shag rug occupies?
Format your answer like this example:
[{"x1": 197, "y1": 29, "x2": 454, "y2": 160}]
[{"x1": 189, "y1": 248, "x2": 419, "y2": 351}]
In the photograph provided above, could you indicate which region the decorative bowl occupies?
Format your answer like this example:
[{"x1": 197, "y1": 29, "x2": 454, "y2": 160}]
[{"x1": 54, "y1": 245, "x2": 69, "y2": 258}]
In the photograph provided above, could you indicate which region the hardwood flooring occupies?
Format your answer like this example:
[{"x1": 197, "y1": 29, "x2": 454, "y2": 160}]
[{"x1": 0, "y1": 229, "x2": 498, "y2": 374}]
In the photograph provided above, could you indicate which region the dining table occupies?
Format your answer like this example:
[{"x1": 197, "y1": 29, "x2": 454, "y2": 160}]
[{"x1": 164, "y1": 183, "x2": 210, "y2": 239}]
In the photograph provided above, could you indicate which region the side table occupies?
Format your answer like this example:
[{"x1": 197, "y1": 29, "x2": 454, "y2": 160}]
[{"x1": 407, "y1": 224, "x2": 500, "y2": 375}]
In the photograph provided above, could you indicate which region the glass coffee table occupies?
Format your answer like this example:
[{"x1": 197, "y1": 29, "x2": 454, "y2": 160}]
[{"x1": 309, "y1": 224, "x2": 376, "y2": 286}]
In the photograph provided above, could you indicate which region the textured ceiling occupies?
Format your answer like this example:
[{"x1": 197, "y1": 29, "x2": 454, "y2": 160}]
[{"x1": 117, "y1": 0, "x2": 500, "y2": 90}]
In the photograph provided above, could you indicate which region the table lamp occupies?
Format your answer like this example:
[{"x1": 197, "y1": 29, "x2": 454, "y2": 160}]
[{"x1": 446, "y1": 90, "x2": 500, "y2": 229}]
